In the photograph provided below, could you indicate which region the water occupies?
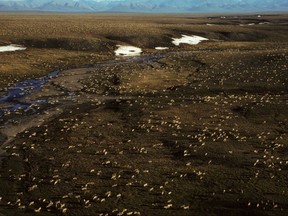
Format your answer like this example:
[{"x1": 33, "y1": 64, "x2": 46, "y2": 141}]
[
  {"x1": 0, "y1": 53, "x2": 165, "y2": 119},
  {"x1": 0, "y1": 70, "x2": 59, "y2": 117}
]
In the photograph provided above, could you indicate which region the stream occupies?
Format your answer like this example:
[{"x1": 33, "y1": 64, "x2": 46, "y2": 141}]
[
  {"x1": 0, "y1": 70, "x2": 60, "y2": 118},
  {"x1": 0, "y1": 53, "x2": 165, "y2": 125}
]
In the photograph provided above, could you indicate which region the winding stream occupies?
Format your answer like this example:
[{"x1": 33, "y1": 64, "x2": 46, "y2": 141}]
[
  {"x1": 0, "y1": 70, "x2": 60, "y2": 118},
  {"x1": 0, "y1": 53, "x2": 165, "y2": 124},
  {"x1": 0, "y1": 53, "x2": 166, "y2": 158}
]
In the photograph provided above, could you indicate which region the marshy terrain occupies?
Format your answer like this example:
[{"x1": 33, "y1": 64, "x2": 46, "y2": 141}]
[{"x1": 0, "y1": 13, "x2": 288, "y2": 215}]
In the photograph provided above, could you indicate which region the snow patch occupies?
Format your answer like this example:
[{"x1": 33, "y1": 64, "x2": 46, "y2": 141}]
[
  {"x1": 0, "y1": 44, "x2": 26, "y2": 53},
  {"x1": 172, "y1": 35, "x2": 209, "y2": 46},
  {"x1": 155, "y1": 47, "x2": 169, "y2": 50},
  {"x1": 259, "y1": 22, "x2": 270, "y2": 25},
  {"x1": 115, "y1": 45, "x2": 142, "y2": 57}
]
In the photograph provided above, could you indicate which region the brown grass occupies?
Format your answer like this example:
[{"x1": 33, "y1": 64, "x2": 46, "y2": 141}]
[{"x1": 0, "y1": 13, "x2": 287, "y2": 90}]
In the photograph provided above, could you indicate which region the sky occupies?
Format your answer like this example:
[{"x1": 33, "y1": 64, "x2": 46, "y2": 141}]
[{"x1": 0, "y1": 0, "x2": 288, "y2": 12}]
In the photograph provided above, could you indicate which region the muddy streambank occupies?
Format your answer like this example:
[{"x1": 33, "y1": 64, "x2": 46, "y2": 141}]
[
  {"x1": 0, "y1": 46, "x2": 288, "y2": 216},
  {"x1": 0, "y1": 53, "x2": 165, "y2": 155}
]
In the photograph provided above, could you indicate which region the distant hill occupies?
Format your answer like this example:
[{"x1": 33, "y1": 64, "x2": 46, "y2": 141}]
[{"x1": 0, "y1": 0, "x2": 287, "y2": 13}]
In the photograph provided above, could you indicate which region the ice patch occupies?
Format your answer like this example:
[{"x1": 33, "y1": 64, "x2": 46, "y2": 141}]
[
  {"x1": 0, "y1": 44, "x2": 26, "y2": 52},
  {"x1": 172, "y1": 35, "x2": 209, "y2": 46},
  {"x1": 259, "y1": 22, "x2": 270, "y2": 25},
  {"x1": 115, "y1": 45, "x2": 142, "y2": 57},
  {"x1": 155, "y1": 47, "x2": 169, "y2": 50}
]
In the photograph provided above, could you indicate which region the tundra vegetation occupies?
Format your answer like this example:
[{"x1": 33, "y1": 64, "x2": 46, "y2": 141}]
[{"x1": 0, "y1": 13, "x2": 287, "y2": 216}]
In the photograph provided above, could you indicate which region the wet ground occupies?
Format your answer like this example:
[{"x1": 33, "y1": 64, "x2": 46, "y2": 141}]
[{"x1": 0, "y1": 14, "x2": 288, "y2": 216}]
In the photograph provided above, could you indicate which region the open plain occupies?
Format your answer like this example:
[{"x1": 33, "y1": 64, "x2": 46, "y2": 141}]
[{"x1": 0, "y1": 13, "x2": 288, "y2": 215}]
